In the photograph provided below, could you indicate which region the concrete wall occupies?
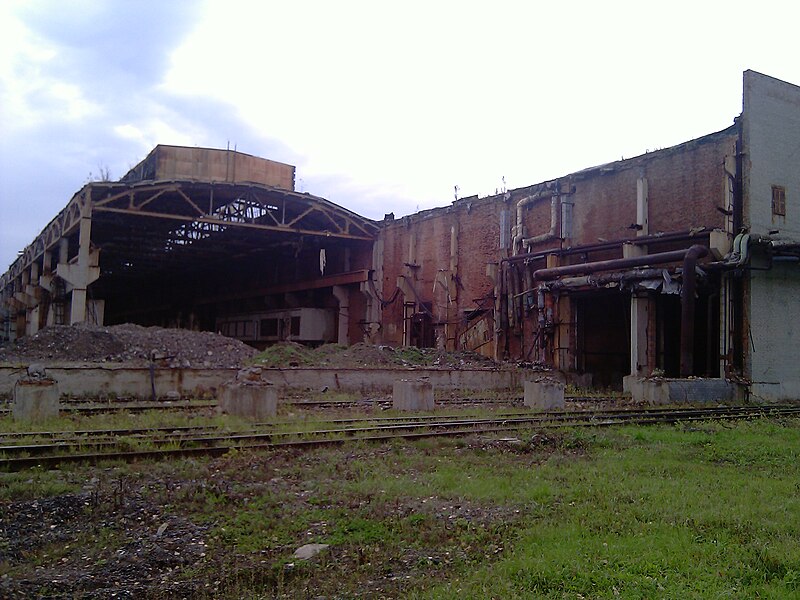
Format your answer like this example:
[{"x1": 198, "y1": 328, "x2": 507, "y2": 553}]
[
  {"x1": 0, "y1": 366, "x2": 238, "y2": 398},
  {"x1": 748, "y1": 263, "x2": 800, "y2": 401},
  {"x1": 742, "y1": 71, "x2": 800, "y2": 400},
  {"x1": 0, "y1": 365, "x2": 544, "y2": 398}
]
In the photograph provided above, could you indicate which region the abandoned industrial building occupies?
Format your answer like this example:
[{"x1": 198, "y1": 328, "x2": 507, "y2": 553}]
[{"x1": 2, "y1": 70, "x2": 799, "y2": 402}]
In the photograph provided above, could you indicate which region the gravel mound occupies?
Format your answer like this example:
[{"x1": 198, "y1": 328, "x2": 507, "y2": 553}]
[{"x1": 0, "y1": 323, "x2": 257, "y2": 368}]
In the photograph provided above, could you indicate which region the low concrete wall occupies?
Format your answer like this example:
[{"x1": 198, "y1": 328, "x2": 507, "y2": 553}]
[
  {"x1": 624, "y1": 376, "x2": 746, "y2": 405},
  {"x1": 259, "y1": 367, "x2": 535, "y2": 393},
  {"x1": 0, "y1": 365, "x2": 238, "y2": 398},
  {"x1": 0, "y1": 365, "x2": 543, "y2": 399}
]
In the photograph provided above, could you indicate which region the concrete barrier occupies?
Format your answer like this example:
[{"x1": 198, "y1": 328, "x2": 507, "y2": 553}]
[
  {"x1": 0, "y1": 365, "x2": 559, "y2": 398},
  {"x1": 393, "y1": 379, "x2": 435, "y2": 411},
  {"x1": 623, "y1": 376, "x2": 745, "y2": 404},
  {"x1": 217, "y1": 383, "x2": 277, "y2": 419},
  {"x1": 13, "y1": 379, "x2": 60, "y2": 421},
  {"x1": 524, "y1": 379, "x2": 565, "y2": 410}
]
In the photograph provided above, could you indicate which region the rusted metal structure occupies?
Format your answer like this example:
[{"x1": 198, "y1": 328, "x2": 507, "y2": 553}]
[{"x1": 1, "y1": 146, "x2": 379, "y2": 344}]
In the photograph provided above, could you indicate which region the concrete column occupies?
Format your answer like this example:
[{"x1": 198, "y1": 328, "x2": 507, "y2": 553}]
[
  {"x1": 332, "y1": 285, "x2": 349, "y2": 345},
  {"x1": 59, "y1": 238, "x2": 69, "y2": 265},
  {"x1": 56, "y1": 204, "x2": 100, "y2": 325}
]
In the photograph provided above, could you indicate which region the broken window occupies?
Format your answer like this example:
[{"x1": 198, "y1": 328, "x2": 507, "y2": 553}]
[{"x1": 772, "y1": 185, "x2": 786, "y2": 217}]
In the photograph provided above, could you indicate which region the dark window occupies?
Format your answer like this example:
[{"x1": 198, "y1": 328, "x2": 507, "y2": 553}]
[
  {"x1": 772, "y1": 185, "x2": 786, "y2": 216},
  {"x1": 260, "y1": 318, "x2": 278, "y2": 337},
  {"x1": 291, "y1": 316, "x2": 301, "y2": 336}
]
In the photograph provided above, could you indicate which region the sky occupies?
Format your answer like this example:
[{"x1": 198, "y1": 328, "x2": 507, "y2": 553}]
[{"x1": 1, "y1": 0, "x2": 799, "y2": 271}]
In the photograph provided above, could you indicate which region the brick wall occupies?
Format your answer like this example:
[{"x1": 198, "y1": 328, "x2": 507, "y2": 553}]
[{"x1": 377, "y1": 127, "x2": 737, "y2": 359}]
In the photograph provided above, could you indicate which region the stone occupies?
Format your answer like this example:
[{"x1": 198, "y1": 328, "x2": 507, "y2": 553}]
[
  {"x1": 27, "y1": 363, "x2": 47, "y2": 379},
  {"x1": 524, "y1": 379, "x2": 565, "y2": 410},
  {"x1": 217, "y1": 383, "x2": 277, "y2": 419},
  {"x1": 393, "y1": 379, "x2": 435, "y2": 411},
  {"x1": 293, "y1": 543, "x2": 329, "y2": 561}
]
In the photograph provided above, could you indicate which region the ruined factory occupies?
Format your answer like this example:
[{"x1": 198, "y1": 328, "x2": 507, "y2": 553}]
[{"x1": 3, "y1": 70, "x2": 799, "y2": 401}]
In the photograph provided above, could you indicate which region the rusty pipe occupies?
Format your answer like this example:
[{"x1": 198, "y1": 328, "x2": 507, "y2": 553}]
[
  {"x1": 679, "y1": 244, "x2": 709, "y2": 376},
  {"x1": 531, "y1": 244, "x2": 709, "y2": 377},
  {"x1": 533, "y1": 248, "x2": 693, "y2": 281}
]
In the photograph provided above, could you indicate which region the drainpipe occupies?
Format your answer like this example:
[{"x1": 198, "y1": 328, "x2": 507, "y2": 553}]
[
  {"x1": 679, "y1": 245, "x2": 709, "y2": 376},
  {"x1": 512, "y1": 188, "x2": 557, "y2": 255},
  {"x1": 522, "y1": 195, "x2": 560, "y2": 249}
]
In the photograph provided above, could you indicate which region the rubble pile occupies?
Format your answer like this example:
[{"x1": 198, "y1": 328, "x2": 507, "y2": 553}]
[
  {"x1": 0, "y1": 324, "x2": 257, "y2": 368},
  {"x1": 253, "y1": 341, "x2": 501, "y2": 369}
]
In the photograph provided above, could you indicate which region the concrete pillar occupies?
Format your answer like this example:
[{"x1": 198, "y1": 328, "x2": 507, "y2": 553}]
[
  {"x1": 332, "y1": 285, "x2": 350, "y2": 345},
  {"x1": 27, "y1": 262, "x2": 41, "y2": 335},
  {"x1": 59, "y1": 238, "x2": 69, "y2": 265},
  {"x1": 14, "y1": 379, "x2": 60, "y2": 421},
  {"x1": 393, "y1": 379, "x2": 434, "y2": 411},
  {"x1": 218, "y1": 383, "x2": 278, "y2": 420},
  {"x1": 524, "y1": 379, "x2": 565, "y2": 410},
  {"x1": 56, "y1": 202, "x2": 100, "y2": 325}
]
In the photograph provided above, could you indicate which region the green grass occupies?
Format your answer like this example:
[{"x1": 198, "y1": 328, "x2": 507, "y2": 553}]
[
  {"x1": 4, "y1": 416, "x2": 800, "y2": 598},
  {"x1": 409, "y1": 419, "x2": 800, "y2": 599}
]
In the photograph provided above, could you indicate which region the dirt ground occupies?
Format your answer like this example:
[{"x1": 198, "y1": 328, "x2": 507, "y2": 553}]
[{"x1": 0, "y1": 435, "x2": 555, "y2": 599}]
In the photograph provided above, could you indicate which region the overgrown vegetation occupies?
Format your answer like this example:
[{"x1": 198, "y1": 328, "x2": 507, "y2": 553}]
[{"x1": 2, "y1": 418, "x2": 800, "y2": 598}]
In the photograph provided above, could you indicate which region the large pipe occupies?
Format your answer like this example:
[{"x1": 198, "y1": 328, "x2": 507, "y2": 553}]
[
  {"x1": 531, "y1": 244, "x2": 709, "y2": 378},
  {"x1": 679, "y1": 244, "x2": 709, "y2": 376},
  {"x1": 504, "y1": 228, "x2": 713, "y2": 265},
  {"x1": 533, "y1": 248, "x2": 693, "y2": 281}
]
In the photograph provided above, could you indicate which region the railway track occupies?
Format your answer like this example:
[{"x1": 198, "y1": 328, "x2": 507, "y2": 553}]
[{"x1": 2, "y1": 404, "x2": 799, "y2": 471}]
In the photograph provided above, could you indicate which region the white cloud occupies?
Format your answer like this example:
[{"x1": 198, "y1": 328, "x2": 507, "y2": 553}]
[{"x1": 4, "y1": 0, "x2": 800, "y2": 269}]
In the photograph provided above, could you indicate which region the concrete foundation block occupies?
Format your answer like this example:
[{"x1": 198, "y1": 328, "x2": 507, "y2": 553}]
[
  {"x1": 623, "y1": 376, "x2": 744, "y2": 405},
  {"x1": 393, "y1": 379, "x2": 435, "y2": 411},
  {"x1": 13, "y1": 379, "x2": 60, "y2": 421},
  {"x1": 524, "y1": 379, "x2": 565, "y2": 410},
  {"x1": 218, "y1": 384, "x2": 277, "y2": 419}
]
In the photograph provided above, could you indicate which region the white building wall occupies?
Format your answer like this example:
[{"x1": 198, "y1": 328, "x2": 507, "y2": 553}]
[{"x1": 742, "y1": 70, "x2": 800, "y2": 400}]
